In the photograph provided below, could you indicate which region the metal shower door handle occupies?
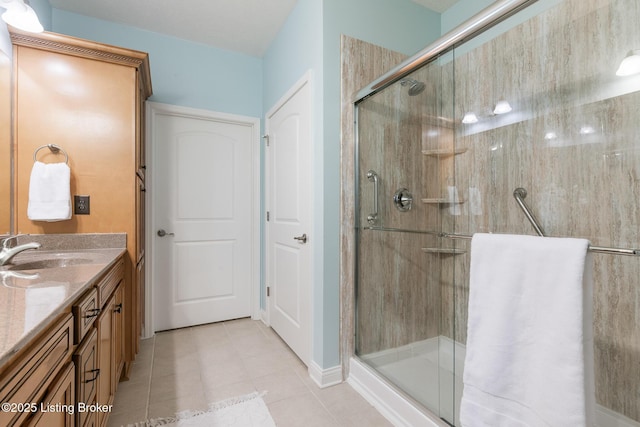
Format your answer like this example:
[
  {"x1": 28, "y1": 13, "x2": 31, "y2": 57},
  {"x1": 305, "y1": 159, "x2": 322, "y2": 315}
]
[
  {"x1": 367, "y1": 170, "x2": 379, "y2": 224},
  {"x1": 157, "y1": 229, "x2": 175, "y2": 237},
  {"x1": 294, "y1": 233, "x2": 308, "y2": 244}
]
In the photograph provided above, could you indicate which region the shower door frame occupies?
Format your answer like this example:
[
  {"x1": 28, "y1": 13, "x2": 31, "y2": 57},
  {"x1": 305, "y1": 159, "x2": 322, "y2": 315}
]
[{"x1": 344, "y1": 0, "x2": 544, "y2": 424}]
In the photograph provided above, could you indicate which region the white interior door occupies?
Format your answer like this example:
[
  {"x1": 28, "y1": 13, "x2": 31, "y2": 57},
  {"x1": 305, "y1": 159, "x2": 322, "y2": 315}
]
[
  {"x1": 151, "y1": 105, "x2": 258, "y2": 331},
  {"x1": 266, "y1": 73, "x2": 313, "y2": 366}
]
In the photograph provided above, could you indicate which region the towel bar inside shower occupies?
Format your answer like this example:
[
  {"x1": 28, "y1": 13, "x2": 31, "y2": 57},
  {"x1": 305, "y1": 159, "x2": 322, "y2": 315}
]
[{"x1": 441, "y1": 188, "x2": 640, "y2": 256}]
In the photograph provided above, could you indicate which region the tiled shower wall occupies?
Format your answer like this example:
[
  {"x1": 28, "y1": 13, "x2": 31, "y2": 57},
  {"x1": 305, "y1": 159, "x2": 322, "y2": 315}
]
[
  {"x1": 342, "y1": 0, "x2": 639, "y2": 422},
  {"x1": 447, "y1": 0, "x2": 640, "y2": 420}
]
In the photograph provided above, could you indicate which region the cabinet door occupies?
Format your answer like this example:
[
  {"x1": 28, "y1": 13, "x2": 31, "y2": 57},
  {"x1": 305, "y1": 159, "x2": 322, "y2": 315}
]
[
  {"x1": 0, "y1": 314, "x2": 73, "y2": 427},
  {"x1": 136, "y1": 256, "x2": 145, "y2": 351},
  {"x1": 96, "y1": 295, "x2": 113, "y2": 427},
  {"x1": 73, "y1": 328, "x2": 98, "y2": 427},
  {"x1": 27, "y1": 363, "x2": 75, "y2": 427},
  {"x1": 113, "y1": 284, "x2": 125, "y2": 386},
  {"x1": 136, "y1": 175, "x2": 145, "y2": 264}
]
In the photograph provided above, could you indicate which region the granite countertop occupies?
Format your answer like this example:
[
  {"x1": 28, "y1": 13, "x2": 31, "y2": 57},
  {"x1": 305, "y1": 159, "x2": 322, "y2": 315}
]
[{"x1": 0, "y1": 234, "x2": 127, "y2": 367}]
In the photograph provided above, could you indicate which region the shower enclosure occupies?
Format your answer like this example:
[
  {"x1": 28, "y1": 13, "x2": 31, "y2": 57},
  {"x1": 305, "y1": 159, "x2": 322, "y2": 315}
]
[{"x1": 351, "y1": 0, "x2": 640, "y2": 425}]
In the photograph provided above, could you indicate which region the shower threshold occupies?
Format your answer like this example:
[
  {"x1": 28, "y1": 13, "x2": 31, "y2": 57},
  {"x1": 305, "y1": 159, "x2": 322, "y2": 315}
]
[
  {"x1": 358, "y1": 336, "x2": 464, "y2": 425},
  {"x1": 349, "y1": 336, "x2": 640, "y2": 427}
]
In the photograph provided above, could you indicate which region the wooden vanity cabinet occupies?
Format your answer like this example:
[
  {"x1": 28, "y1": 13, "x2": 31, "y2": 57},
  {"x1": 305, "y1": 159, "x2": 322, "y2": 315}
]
[
  {"x1": 95, "y1": 270, "x2": 125, "y2": 427},
  {"x1": 27, "y1": 363, "x2": 75, "y2": 427},
  {"x1": 0, "y1": 255, "x2": 125, "y2": 427},
  {"x1": 0, "y1": 314, "x2": 74, "y2": 427},
  {"x1": 76, "y1": 258, "x2": 125, "y2": 427}
]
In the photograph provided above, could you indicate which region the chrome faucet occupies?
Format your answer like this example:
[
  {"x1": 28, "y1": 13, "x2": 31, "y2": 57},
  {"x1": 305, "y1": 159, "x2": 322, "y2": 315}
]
[{"x1": 0, "y1": 235, "x2": 41, "y2": 266}]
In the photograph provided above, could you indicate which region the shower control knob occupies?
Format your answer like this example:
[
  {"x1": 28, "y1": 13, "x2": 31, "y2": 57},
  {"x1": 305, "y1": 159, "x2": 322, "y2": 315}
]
[{"x1": 393, "y1": 188, "x2": 413, "y2": 212}]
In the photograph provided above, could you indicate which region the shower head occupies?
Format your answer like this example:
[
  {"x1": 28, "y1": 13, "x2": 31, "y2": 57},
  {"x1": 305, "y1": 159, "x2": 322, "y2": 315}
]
[{"x1": 400, "y1": 78, "x2": 425, "y2": 96}]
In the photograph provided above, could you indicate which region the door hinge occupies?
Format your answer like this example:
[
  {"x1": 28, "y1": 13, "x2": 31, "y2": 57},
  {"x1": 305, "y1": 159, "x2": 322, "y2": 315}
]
[
  {"x1": 267, "y1": 286, "x2": 270, "y2": 297},
  {"x1": 266, "y1": 211, "x2": 270, "y2": 221},
  {"x1": 262, "y1": 134, "x2": 270, "y2": 146}
]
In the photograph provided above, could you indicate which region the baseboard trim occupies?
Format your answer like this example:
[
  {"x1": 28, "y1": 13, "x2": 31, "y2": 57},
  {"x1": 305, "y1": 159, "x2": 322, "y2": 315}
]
[{"x1": 308, "y1": 361, "x2": 343, "y2": 388}]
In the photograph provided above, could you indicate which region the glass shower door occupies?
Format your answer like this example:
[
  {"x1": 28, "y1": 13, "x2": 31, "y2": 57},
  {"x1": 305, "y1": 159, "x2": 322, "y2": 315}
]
[{"x1": 354, "y1": 51, "x2": 459, "y2": 424}]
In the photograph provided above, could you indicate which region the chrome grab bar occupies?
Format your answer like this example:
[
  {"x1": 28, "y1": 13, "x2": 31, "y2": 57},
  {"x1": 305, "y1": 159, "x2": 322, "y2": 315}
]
[
  {"x1": 441, "y1": 188, "x2": 640, "y2": 256},
  {"x1": 366, "y1": 170, "x2": 379, "y2": 225},
  {"x1": 512, "y1": 188, "x2": 544, "y2": 236}
]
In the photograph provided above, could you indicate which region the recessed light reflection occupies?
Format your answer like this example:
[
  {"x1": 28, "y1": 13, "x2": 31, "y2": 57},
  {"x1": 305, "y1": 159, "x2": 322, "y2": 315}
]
[
  {"x1": 493, "y1": 99, "x2": 512, "y2": 115},
  {"x1": 616, "y1": 50, "x2": 640, "y2": 76},
  {"x1": 462, "y1": 112, "x2": 478, "y2": 124},
  {"x1": 544, "y1": 132, "x2": 558, "y2": 140},
  {"x1": 580, "y1": 126, "x2": 595, "y2": 135}
]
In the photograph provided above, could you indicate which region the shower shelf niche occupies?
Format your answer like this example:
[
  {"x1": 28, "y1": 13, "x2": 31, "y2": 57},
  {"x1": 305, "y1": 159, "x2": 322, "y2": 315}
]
[
  {"x1": 421, "y1": 147, "x2": 468, "y2": 158},
  {"x1": 421, "y1": 247, "x2": 466, "y2": 255}
]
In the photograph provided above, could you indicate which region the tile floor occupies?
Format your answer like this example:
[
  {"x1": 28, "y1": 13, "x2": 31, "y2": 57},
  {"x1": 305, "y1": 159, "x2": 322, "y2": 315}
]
[{"x1": 107, "y1": 318, "x2": 393, "y2": 427}]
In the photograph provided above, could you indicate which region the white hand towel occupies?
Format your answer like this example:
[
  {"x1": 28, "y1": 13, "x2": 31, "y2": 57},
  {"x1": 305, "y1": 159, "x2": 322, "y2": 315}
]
[
  {"x1": 460, "y1": 233, "x2": 595, "y2": 427},
  {"x1": 27, "y1": 161, "x2": 72, "y2": 221}
]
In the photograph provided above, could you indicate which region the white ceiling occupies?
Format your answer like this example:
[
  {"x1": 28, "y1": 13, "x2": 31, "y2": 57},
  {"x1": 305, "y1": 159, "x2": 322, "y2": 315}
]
[{"x1": 48, "y1": 0, "x2": 460, "y2": 57}]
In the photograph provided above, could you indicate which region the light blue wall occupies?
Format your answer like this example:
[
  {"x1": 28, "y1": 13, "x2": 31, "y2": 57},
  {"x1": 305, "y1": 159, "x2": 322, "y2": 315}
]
[
  {"x1": 321, "y1": 0, "x2": 439, "y2": 368},
  {"x1": 261, "y1": 0, "x2": 325, "y2": 367},
  {"x1": 263, "y1": 0, "x2": 440, "y2": 370},
  {"x1": 33, "y1": 0, "x2": 442, "y2": 371},
  {"x1": 51, "y1": 10, "x2": 263, "y2": 118},
  {"x1": 29, "y1": 0, "x2": 52, "y2": 31},
  {"x1": 441, "y1": 0, "x2": 495, "y2": 34}
]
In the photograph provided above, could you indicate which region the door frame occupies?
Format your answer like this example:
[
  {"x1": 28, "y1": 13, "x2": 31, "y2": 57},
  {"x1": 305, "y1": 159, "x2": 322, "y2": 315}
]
[
  {"x1": 145, "y1": 102, "x2": 261, "y2": 337},
  {"x1": 263, "y1": 71, "x2": 314, "y2": 354}
]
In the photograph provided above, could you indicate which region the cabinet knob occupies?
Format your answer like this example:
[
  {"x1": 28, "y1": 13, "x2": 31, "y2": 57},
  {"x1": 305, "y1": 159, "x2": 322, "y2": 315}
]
[{"x1": 114, "y1": 303, "x2": 123, "y2": 313}]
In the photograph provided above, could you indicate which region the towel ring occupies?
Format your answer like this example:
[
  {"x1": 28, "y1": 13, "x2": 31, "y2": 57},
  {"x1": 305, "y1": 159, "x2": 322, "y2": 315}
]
[{"x1": 33, "y1": 144, "x2": 69, "y2": 164}]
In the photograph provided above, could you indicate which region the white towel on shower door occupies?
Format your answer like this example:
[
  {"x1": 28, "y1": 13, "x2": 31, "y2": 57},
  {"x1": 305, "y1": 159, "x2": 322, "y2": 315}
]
[{"x1": 460, "y1": 233, "x2": 595, "y2": 427}]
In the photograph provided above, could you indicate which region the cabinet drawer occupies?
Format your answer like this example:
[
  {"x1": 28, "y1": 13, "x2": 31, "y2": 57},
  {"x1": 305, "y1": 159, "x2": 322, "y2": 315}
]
[
  {"x1": 0, "y1": 314, "x2": 73, "y2": 427},
  {"x1": 73, "y1": 328, "x2": 98, "y2": 427},
  {"x1": 97, "y1": 257, "x2": 124, "y2": 308},
  {"x1": 73, "y1": 288, "x2": 99, "y2": 344}
]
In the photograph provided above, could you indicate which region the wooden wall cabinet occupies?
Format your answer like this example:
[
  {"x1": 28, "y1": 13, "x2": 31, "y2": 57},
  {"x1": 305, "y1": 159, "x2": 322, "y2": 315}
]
[{"x1": 10, "y1": 28, "x2": 152, "y2": 375}]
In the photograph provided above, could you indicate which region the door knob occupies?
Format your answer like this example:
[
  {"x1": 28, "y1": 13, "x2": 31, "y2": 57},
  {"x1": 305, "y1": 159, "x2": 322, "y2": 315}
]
[
  {"x1": 293, "y1": 233, "x2": 308, "y2": 244},
  {"x1": 157, "y1": 229, "x2": 175, "y2": 237}
]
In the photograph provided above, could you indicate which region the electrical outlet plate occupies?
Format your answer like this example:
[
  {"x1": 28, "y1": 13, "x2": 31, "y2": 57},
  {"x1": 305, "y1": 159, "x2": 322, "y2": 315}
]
[{"x1": 74, "y1": 195, "x2": 90, "y2": 215}]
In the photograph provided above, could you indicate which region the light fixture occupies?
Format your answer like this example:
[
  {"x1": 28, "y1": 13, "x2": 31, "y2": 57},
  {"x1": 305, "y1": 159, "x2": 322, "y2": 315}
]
[
  {"x1": 462, "y1": 112, "x2": 478, "y2": 124},
  {"x1": 493, "y1": 99, "x2": 512, "y2": 115},
  {"x1": 616, "y1": 50, "x2": 640, "y2": 76},
  {"x1": 544, "y1": 131, "x2": 558, "y2": 140},
  {"x1": 0, "y1": 0, "x2": 43, "y2": 33}
]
